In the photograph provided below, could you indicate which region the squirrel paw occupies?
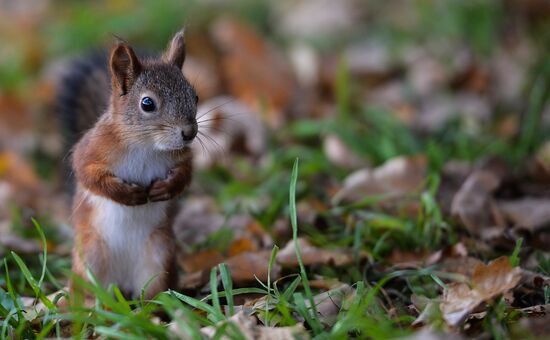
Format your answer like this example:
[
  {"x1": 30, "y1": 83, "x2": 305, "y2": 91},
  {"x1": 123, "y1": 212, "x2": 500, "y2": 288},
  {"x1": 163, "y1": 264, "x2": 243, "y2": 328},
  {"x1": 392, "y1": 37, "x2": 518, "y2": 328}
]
[
  {"x1": 148, "y1": 171, "x2": 183, "y2": 202},
  {"x1": 111, "y1": 179, "x2": 148, "y2": 206}
]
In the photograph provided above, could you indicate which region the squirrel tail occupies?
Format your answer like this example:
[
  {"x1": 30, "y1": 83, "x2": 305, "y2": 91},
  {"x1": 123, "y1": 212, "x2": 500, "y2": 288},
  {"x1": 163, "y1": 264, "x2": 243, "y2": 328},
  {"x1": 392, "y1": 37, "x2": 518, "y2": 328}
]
[
  {"x1": 55, "y1": 51, "x2": 110, "y2": 192},
  {"x1": 55, "y1": 51, "x2": 111, "y2": 149}
]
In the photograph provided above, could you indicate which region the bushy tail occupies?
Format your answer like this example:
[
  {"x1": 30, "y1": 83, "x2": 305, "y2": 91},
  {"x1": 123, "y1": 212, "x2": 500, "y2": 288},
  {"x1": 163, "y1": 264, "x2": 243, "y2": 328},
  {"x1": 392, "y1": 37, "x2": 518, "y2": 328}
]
[
  {"x1": 56, "y1": 51, "x2": 111, "y2": 149},
  {"x1": 55, "y1": 51, "x2": 110, "y2": 192}
]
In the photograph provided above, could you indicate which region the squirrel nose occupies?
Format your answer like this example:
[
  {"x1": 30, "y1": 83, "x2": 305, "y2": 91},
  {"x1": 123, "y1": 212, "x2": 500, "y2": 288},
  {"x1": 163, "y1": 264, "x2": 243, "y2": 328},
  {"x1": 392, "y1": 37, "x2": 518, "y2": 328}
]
[{"x1": 181, "y1": 123, "x2": 197, "y2": 141}]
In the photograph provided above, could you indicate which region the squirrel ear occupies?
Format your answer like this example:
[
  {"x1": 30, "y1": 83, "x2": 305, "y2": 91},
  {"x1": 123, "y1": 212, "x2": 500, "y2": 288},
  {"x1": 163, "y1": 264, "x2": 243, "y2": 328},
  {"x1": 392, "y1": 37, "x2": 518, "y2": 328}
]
[
  {"x1": 110, "y1": 43, "x2": 142, "y2": 95},
  {"x1": 163, "y1": 30, "x2": 186, "y2": 69}
]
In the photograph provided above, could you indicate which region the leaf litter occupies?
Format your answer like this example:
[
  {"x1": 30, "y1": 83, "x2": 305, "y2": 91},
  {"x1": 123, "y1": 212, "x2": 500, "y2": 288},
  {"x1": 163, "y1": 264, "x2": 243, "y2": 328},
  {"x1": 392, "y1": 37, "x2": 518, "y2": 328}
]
[{"x1": 2, "y1": 1, "x2": 550, "y2": 338}]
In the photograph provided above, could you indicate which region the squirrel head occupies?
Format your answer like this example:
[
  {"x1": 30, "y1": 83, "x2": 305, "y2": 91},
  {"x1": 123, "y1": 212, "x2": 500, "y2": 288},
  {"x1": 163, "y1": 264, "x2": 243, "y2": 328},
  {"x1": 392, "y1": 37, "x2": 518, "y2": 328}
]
[{"x1": 108, "y1": 30, "x2": 198, "y2": 151}]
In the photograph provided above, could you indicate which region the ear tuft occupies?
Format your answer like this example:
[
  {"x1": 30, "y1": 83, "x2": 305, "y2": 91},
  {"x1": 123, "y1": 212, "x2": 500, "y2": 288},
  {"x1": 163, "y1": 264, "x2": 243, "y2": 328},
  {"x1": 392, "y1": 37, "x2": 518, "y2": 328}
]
[
  {"x1": 110, "y1": 43, "x2": 141, "y2": 95},
  {"x1": 163, "y1": 29, "x2": 186, "y2": 69}
]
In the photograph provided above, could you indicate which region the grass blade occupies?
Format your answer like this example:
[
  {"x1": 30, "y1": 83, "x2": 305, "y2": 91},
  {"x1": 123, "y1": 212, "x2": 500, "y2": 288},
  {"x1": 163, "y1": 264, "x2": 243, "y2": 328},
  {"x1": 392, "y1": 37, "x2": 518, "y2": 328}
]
[
  {"x1": 289, "y1": 158, "x2": 322, "y2": 334},
  {"x1": 169, "y1": 290, "x2": 221, "y2": 322},
  {"x1": 4, "y1": 259, "x2": 34, "y2": 339},
  {"x1": 210, "y1": 266, "x2": 224, "y2": 322},
  {"x1": 201, "y1": 287, "x2": 267, "y2": 302},
  {"x1": 218, "y1": 263, "x2": 234, "y2": 316},
  {"x1": 265, "y1": 245, "x2": 279, "y2": 327},
  {"x1": 10, "y1": 252, "x2": 55, "y2": 310},
  {"x1": 31, "y1": 218, "x2": 47, "y2": 289}
]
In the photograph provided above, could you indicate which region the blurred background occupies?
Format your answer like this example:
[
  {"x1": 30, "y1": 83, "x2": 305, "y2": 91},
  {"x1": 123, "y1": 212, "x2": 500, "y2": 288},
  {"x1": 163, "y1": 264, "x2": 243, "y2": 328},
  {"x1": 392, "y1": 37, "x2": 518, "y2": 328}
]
[{"x1": 2, "y1": 0, "x2": 550, "y2": 332}]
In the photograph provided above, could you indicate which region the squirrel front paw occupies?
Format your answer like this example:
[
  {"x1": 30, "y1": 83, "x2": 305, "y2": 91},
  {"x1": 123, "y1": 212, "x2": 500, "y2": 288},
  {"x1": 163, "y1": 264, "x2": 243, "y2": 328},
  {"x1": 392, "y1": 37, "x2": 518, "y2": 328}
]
[
  {"x1": 110, "y1": 179, "x2": 149, "y2": 206},
  {"x1": 148, "y1": 170, "x2": 187, "y2": 202}
]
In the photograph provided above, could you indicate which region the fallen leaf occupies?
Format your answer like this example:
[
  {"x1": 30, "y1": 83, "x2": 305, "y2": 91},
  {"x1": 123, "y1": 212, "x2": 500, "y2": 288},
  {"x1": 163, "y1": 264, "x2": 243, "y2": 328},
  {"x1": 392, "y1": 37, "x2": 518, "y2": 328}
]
[
  {"x1": 276, "y1": 238, "x2": 355, "y2": 267},
  {"x1": 412, "y1": 302, "x2": 441, "y2": 327},
  {"x1": 273, "y1": 0, "x2": 360, "y2": 40},
  {"x1": 440, "y1": 256, "x2": 522, "y2": 326},
  {"x1": 180, "y1": 251, "x2": 281, "y2": 289},
  {"x1": 199, "y1": 311, "x2": 308, "y2": 340},
  {"x1": 333, "y1": 155, "x2": 427, "y2": 204},
  {"x1": 516, "y1": 308, "x2": 550, "y2": 338},
  {"x1": 387, "y1": 249, "x2": 440, "y2": 269},
  {"x1": 0, "y1": 95, "x2": 35, "y2": 153},
  {"x1": 437, "y1": 256, "x2": 484, "y2": 279},
  {"x1": 451, "y1": 169, "x2": 504, "y2": 235},
  {"x1": 323, "y1": 134, "x2": 367, "y2": 169},
  {"x1": 400, "y1": 328, "x2": 464, "y2": 340},
  {"x1": 211, "y1": 19, "x2": 295, "y2": 127},
  {"x1": 311, "y1": 283, "x2": 354, "y2": 327},
  {"x1": 0, "y1": 151, "x2": 40, "y2": 191},
  {"x1": 182, "y1": 56, "x2": 221, "y2": 100},
  {"x1": 179, "y1": 249, "x2": 224, "y2": 273},
  {"x1": 225, "y1": 251, "x2": 281, "y2": 285},
  {"x1": 408, "y1": 53, "x2": 448, "y2": 97},
  {"x1": 173, "y1": 197, "x2": 252, "y2": 248},
  {"x1": 497, "y1": 198, "x2": 550, "y2": 231},
  {"x1": 179, "y1": 270, "x2": 209, "y2": 291},
  {"x1": 528, "y1": 140, "x2": 550, "y2": 181},
  {"x1": 0, "y1": 234, "x2": 42, "y2": 256},
  {"x1": 228, "y1": 238, "x2": 258, "y2": 257}
]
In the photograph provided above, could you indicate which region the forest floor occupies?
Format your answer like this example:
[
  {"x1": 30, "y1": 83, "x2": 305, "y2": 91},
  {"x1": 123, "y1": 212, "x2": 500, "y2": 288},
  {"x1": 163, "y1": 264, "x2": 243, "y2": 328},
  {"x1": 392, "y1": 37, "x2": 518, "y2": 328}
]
[{"x1": 2, "y1": 1, "x2": 550, "y2": 338}]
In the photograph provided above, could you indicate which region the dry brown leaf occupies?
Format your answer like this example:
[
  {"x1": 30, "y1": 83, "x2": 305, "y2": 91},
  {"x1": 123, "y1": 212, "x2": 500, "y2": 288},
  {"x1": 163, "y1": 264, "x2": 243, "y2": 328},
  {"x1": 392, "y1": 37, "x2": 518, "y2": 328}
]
[
  {"x1": 274, "y1": 0, "x2": 360, "y2": 40},
  {"x1": 323, "y1": 134, "x2": 367, "y2": 169},
  {"x1": 400, "y1": 328, "x2": 464, "y2": 340},
  {"x1": 211, "y1": 19, "x2": 295, "y2": 127},
  {"x1": 0, "y1": 95, "x2": 35, "y2": 152},
  {"x1": 179, "y1": 249, "x2": 224, "y2": 273},
  {"x1": 0, "y1": 151, "x2": 40, "y2": 191},
  {"x1": 516, "y1": 309, "x2": 550, "y2": 338},
  {"x1": 179, "y1": 270, "x2": 208, "y2": 291},
  {"x1": 276, "y1": 238, "x2": 355, "y2": 267},
  {"x1": 387, "y1": 249, "x2": 440, "y2": 269},
  {"x1": 228, "y1": 238, "x2": 258, "y2": 257},
  {"x1": 180, "y1": 251, "x2": 281, "y2": 289},
  {"x1": 528, "y1": 140, "x2": 550, "y2": 181},
  {"x1": 173, "y1": 197, "x2": 254, "y2": 248},
  {"x1": 182, "y1": 56, "x2": 221, "y2": 100},
  {"x1": 333, "y1": 155, "x2": 427, "y2": 204},
  {"x1": 199, "y1": 311, "x2": 309, "y2": 340},
  {"x1": 497, "y1": 198, "x2": 550, "y2": 231},
  {"x1": 440, "y1": 256, "x2": 522, "y2": 326},
  {"x1": 311, "y1": 284, "x2": 355, "y2": 327},
  {"x1": 451, "y1": 169, "x2": 504, "y2": 235},
  {"x1": 225, "y1": 251, "x2": 281, "y2": 285},
  {"x1": 0, "y1": 234, "x2": 42, "y2": 256},
  {"x1": 438, "y1": 256, "x2": 484, "y2": 278}
]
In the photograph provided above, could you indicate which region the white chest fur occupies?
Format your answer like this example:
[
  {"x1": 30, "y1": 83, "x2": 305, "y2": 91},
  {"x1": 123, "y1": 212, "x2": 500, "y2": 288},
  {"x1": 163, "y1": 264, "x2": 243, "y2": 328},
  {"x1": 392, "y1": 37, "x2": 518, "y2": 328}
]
[
  {"x1": 87, "y1": 193, "x2": 170, "y2": 293},
  {"x1": 113, "y1": 146, "x2": 175, "y2": 187},
  {"x1": 85, "y1": 146, "x2": 175, "y2": 293}
]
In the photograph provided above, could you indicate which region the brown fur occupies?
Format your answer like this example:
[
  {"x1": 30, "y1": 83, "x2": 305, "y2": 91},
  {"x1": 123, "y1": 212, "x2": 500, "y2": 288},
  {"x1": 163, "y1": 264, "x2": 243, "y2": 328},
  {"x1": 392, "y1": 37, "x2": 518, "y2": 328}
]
[{"x1": 69, "y1": 30, "x2": 196, "y2": 301}]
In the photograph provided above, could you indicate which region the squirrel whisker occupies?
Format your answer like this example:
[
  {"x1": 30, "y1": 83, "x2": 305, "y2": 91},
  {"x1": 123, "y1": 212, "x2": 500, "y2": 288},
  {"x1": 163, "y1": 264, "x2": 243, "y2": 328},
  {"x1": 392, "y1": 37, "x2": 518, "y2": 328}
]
[
  {"x1": 197, "y1": 130, "x2": 224, "y2": 154},
  {"x1": 196, "y1": 98, "x2": 236, "y2": 120}
]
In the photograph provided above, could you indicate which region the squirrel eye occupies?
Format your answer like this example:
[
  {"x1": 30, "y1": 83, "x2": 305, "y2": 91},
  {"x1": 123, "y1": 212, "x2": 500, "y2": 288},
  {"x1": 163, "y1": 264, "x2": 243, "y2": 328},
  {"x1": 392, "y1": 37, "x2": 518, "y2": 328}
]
[{"x1": 140, "y1": 97, "x2": 156, "y2": 112}]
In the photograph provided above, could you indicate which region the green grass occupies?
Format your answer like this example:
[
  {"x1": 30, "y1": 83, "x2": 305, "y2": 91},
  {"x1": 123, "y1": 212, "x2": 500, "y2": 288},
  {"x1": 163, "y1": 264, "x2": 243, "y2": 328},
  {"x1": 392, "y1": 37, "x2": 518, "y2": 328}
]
[{"x1": 0, "y1": 159, "x2": 446, "y2": 338}]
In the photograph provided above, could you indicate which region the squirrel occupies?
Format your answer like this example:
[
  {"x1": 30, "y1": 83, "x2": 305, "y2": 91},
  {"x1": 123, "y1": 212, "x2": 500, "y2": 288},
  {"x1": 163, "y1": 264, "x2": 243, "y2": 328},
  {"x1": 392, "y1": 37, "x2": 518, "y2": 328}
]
[{"x1": 57, "y1": 30, "x2": 198, "y2": 300}]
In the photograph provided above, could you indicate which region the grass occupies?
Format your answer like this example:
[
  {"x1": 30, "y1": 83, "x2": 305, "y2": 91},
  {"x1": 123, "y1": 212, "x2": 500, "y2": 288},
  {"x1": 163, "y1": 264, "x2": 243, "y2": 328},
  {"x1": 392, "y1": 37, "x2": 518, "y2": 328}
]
[
  {"x1": 0, "y1": 163, "x2": 327, "y2": 338},
  {"x1": 0, "y1": 157, "x2": 449, "y2": 339}
]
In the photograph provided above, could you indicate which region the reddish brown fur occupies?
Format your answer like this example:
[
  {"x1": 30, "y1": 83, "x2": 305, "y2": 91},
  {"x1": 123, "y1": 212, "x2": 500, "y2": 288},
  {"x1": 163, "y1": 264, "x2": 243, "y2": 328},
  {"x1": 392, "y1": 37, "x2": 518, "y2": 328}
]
[
  {"x1": 69, "y1": 31, "x2": 195, "y2": 301},
  {"x1": 70, "y1": 116, "x2": 192, "y2": 299}
]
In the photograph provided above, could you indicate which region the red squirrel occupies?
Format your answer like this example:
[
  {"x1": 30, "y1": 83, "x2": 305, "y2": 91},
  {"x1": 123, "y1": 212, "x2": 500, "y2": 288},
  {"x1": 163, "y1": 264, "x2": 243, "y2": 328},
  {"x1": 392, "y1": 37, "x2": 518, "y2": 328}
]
[{"x1": 64, "y1": 30, "x2": 197, "y2": 299}]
